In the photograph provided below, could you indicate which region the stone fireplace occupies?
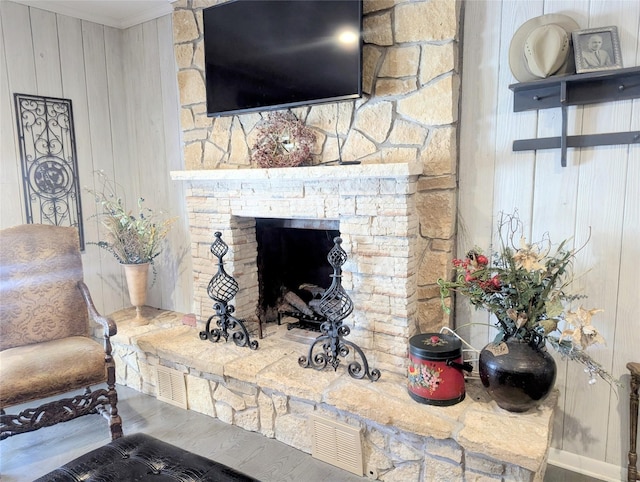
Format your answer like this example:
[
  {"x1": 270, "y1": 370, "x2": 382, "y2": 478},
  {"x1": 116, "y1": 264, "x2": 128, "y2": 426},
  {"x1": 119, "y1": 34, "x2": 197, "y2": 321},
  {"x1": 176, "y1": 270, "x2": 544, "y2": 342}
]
[
  {"x1": 172, "y1": 0, "x2": 461, "y2": 343},
  {"x1": 172, "y1": 161, "x2": 422, "y2": 370},
  {"x1": 106, "y1": 3, "x2": 557, "y2": 479}
]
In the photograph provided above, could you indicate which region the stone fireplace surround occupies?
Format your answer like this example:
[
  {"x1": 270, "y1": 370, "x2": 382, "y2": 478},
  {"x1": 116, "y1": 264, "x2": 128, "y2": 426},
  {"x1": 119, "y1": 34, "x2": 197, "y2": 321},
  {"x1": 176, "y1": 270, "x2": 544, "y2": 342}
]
[
  {"x1": 172, "y1": 161, "x2": 422, "y2": 370},
  {"x1": 161, "y1": 2, "x2": 554, "y2": 479},
  {"x1": 99, "y1": 162, "x2": 560, "y2": 482}
]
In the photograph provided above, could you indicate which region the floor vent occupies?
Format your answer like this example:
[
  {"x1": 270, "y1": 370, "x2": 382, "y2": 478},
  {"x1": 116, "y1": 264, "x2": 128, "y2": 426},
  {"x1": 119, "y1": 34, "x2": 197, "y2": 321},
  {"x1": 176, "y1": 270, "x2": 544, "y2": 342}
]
[
  {"x1": 156, "y1": 366, "x2": 188, "y2": 409},
  {"x1": 310, "y1": 414, "x2": 363, "y2": 476}
]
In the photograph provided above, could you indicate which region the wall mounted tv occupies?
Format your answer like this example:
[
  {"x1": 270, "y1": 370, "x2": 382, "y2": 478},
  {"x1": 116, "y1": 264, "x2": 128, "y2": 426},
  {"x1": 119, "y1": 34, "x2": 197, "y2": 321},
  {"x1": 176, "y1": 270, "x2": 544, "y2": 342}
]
[{"x1": 203, "y1": 0, "x2": 363, "y2": 117}]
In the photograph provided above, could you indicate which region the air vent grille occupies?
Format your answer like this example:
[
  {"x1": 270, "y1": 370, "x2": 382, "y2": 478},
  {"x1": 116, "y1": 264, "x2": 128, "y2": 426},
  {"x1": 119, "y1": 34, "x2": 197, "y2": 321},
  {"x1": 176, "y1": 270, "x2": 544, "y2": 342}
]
[
  {"x1": 156, "y1": 365, "x2": 187, "y2": 409},
  {"x1": 310, "y1": 414, "x2": 363, "y2": 476}
]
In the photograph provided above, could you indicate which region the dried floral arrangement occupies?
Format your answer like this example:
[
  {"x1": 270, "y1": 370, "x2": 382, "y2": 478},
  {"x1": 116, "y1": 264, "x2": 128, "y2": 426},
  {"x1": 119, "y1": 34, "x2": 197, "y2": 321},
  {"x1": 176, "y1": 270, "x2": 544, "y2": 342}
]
[
  {"x1": 251, "y1": 111, "x2": 316, "y2": 168},
  {"x1": 438, "y1": 212, "x2": 618, "y2": 386},
  {"x1": 87, "y1": 171, "x2": 176, "y2": 267}
]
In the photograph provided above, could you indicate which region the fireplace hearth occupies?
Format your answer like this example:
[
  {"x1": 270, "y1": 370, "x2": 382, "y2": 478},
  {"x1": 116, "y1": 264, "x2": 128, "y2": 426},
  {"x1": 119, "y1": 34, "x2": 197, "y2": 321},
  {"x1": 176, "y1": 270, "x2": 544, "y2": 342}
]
[{"x1": 108, "y1": 306, "x2": 557, "y2": 482}]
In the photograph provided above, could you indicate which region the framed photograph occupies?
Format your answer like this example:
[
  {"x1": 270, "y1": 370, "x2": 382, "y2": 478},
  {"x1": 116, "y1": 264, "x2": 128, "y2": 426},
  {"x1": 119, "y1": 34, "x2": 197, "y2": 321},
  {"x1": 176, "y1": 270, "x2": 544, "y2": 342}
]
[{"x1": 572, "y1": 26, "x2": 623, "y2": 74}]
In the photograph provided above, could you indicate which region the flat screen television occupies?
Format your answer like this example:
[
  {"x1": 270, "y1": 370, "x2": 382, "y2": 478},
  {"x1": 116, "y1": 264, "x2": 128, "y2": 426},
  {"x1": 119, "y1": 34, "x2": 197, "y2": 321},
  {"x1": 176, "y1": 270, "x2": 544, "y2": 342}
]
[{"x1": 203, "y1": 0, "x2": 363, "y2": 117}]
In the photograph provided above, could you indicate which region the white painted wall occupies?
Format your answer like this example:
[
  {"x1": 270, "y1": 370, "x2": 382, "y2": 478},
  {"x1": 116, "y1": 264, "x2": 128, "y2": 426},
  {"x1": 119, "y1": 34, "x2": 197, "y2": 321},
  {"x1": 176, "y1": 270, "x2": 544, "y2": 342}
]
[
  {"x1": 0, "y1": 1, "x2": 192, "y2": 315},
  {"x1": 460, "y1": 1, "x2": 639, "y2": 480}
]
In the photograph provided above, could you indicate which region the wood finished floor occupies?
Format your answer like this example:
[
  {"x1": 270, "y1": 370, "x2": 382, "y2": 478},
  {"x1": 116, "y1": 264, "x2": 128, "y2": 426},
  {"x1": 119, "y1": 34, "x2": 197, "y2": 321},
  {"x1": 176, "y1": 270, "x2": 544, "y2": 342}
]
[{"x1": 0, "y1": 385, "x2": 602, "y2": 481}]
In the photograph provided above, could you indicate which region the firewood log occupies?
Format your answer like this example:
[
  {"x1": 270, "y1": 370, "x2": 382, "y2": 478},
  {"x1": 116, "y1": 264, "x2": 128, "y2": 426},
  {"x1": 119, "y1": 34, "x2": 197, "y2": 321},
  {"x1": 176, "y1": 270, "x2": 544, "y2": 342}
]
[
  {"x1": 277, "y1": 301, "x2": 297, "y2": 314},
  {"x1": 308, "y1": 299, "x2": 324, "y2": 317},
  {"x1": 283, "y1": 290, "x2": 314, "y2": 316},
  {"x1": 299, "y1": 283, "x2": 326, "y2": 298}
]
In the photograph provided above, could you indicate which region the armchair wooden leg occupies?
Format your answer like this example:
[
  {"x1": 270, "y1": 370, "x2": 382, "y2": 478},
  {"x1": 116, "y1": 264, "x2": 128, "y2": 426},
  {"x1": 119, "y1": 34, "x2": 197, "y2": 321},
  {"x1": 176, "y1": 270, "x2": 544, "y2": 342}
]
[
  {"x1": 628, "y1": 362, "x2": 639, "y2": 482},
  {"x1": 104, "y1": 355, "x2": 122, "y2": 440},
  {"x1": 100, "y1": 386, "x2": 122, "y2": 440}
]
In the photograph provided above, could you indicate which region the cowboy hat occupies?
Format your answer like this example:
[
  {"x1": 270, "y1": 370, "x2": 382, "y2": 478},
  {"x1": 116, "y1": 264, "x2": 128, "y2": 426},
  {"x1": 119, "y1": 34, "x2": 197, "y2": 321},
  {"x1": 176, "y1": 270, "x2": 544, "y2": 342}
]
[{"x1": 509, "y1": 14, "x2": 580, "y2": 82}]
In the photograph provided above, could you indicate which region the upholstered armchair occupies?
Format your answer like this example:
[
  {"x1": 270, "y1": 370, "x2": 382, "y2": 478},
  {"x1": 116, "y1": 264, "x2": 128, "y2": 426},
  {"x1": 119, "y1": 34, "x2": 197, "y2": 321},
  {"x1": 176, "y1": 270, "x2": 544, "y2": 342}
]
[{"x1": 0, "y1": 224, "x2": 122, "y2": 440}]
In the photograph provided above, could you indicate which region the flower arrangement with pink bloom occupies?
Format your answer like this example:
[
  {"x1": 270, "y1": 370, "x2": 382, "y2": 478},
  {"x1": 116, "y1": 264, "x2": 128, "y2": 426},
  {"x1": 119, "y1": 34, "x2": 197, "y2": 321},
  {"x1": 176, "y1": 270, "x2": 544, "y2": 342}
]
[{"x1": 438, "y1": 212, "x2": 618, "y2": 386}]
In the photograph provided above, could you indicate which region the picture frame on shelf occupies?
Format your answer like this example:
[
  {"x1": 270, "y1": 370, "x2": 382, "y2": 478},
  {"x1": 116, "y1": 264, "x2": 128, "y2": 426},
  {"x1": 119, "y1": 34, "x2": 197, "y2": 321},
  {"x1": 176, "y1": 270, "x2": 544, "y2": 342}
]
[{"x1": 572, "y1": 26, "x2": 623, "y2": 74}]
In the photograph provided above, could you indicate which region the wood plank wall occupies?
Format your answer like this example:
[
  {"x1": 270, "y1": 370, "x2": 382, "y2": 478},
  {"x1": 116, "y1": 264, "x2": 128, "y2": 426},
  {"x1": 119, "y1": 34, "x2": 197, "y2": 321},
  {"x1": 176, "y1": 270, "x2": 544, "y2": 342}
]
[
  {"x1": 460, "y1": 1, "x2": 639, "y2": 478},
  {"x1": 0, "y1": 1, "x2": 192, "y2": 316}
]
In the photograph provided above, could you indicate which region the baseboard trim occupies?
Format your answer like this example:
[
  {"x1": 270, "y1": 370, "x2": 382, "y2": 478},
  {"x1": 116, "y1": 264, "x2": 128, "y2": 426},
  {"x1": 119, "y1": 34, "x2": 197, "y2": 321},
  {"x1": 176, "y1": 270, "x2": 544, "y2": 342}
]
[{"x1": 548, "y1": 448, "x2": 626, "y2": 482}]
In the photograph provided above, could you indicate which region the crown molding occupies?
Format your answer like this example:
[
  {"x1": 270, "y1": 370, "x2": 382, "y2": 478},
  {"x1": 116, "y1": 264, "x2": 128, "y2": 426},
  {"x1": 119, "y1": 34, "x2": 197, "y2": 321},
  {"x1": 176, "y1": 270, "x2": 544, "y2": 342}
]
[{"x1": 10, "y1": 0, "x2": 175, "y2": 29}]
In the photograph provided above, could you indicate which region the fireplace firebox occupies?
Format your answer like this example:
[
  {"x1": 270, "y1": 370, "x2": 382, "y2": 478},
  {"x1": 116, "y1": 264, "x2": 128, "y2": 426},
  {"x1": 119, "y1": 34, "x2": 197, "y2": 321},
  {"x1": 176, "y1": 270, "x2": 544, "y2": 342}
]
[{"x1": 256, "y1": 218, "x2": 339, "y2": 331}]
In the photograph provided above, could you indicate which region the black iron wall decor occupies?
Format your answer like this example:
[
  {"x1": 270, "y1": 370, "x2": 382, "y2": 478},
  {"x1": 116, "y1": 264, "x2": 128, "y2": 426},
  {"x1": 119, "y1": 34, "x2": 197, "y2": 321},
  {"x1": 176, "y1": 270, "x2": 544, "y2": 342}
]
[
  {"x1": 14, "y1": 93, "x2": 84, "y2": 248},
  {"x1": 299, "y1": 237, "x2": 381, "y2": 381},
  {"x1": 199, "y1": 232, "x2": 259, "y2": 350}
]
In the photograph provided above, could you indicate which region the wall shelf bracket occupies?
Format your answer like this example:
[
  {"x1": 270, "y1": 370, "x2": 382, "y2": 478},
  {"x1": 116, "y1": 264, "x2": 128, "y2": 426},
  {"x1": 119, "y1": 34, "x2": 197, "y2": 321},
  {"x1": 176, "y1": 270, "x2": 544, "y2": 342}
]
[{"x1": 510, "y1": 66, "x2": 640, "y2": 167}]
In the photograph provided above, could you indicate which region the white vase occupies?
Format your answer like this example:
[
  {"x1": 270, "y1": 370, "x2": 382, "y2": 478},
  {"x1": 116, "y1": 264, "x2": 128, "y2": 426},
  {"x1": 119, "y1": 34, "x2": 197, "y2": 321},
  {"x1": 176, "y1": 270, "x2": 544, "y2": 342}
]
[{"x1": 123, "y1": 263, "x2": 150, "y2": 325}]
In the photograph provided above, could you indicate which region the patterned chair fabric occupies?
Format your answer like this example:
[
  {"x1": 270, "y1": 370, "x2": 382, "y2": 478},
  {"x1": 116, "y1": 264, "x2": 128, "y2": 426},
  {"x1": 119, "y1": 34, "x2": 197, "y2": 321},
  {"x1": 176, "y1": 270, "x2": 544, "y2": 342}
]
[
  {"x1": 0, "y1": 224, "x2": 87, "y2": 350},
  {"x1": 0, "y1": 224, "x2": 122, "y2": 440}
]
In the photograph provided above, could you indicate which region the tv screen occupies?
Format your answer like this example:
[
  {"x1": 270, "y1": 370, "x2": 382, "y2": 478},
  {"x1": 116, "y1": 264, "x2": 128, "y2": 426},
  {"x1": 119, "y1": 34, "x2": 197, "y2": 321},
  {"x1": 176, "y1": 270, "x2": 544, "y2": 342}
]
[{"x1": 203, "y1": 0, "x2": 363, "y2": 117}]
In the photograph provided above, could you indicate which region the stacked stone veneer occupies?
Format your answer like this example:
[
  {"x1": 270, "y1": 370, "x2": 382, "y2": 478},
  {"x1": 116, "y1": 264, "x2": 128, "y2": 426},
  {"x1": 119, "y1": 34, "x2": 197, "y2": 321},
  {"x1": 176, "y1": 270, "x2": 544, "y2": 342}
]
[
  {"x1": 173, "y1": 163, "x2": 421, "y2": 369},
  {"x1": 108, "y1": 308, "x2": 555, "y2": 482},
  {"x1": 172, "y1": 0, "x2": 461, "y2": 335}
]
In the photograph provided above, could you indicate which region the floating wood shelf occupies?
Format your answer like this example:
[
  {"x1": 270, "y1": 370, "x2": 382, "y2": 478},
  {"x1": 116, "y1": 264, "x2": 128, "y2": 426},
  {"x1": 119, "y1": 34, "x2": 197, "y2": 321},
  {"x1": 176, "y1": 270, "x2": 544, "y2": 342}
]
[{"x1": 509, "y1": 66, "x2": 640, "y2": 167}]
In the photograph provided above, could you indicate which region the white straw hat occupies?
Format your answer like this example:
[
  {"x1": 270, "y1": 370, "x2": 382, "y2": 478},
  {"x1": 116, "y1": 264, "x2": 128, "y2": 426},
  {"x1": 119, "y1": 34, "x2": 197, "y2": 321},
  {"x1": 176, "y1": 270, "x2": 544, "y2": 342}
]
[{"x1": 509, "y1": 14, "x2": 580, "y2": 82}]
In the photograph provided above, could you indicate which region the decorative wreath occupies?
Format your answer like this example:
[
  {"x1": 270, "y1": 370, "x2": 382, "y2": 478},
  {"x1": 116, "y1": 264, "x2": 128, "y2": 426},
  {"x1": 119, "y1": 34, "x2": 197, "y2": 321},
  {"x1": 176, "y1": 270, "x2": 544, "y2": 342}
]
[{"x1": 251, "y1": 111, "x2": 316, "y2": 168}]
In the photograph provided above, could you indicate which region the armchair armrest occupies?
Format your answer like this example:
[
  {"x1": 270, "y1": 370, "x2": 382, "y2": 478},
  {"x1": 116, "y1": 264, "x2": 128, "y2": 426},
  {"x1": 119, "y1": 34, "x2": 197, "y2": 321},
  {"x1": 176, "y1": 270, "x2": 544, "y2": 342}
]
[{"x1": 77, "y1": 281, "x2": 117, "y2": 337}]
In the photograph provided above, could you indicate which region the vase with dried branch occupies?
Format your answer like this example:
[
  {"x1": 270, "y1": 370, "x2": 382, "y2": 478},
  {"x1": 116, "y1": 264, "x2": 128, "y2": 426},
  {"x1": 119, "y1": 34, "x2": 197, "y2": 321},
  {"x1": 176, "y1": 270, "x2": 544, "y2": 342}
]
[{"x1": 87, "y1": 171, "x2": 176, "y2": 323}]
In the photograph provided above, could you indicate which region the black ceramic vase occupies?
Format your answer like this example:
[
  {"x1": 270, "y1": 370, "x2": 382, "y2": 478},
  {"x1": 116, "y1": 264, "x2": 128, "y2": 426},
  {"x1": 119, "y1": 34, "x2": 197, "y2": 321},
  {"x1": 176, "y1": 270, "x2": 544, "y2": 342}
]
[{"x1": 479, "y1": 338, "x2": 557, "y2": 412}]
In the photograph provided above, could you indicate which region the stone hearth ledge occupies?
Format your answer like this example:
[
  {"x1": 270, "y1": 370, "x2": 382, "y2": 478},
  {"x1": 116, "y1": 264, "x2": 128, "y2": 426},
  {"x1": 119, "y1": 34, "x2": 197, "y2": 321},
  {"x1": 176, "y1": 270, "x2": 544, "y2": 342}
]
[
  {"x1": 169, "y1": 160, "x2": 423, "y2": 183},
  {"x1": 106, "y1": 307, "x2": 557, "y2": 481}
]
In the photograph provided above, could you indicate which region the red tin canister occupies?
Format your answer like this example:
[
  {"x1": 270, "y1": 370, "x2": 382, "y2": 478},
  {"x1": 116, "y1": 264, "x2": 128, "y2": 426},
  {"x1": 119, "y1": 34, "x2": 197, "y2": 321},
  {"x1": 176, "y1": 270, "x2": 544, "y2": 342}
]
[{"x1": 407, "y1": 333, "x2": 472, "y2": 406}]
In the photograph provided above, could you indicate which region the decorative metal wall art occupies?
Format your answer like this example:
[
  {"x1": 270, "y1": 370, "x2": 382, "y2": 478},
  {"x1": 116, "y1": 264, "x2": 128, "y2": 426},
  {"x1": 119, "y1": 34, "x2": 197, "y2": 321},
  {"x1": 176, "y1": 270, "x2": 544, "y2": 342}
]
[
  {"x1": 14, "y1": 94, "x2": 84, "y2": 248},
  {"x1": 299, "y1": 237, "x2": 380, "y2": 381},
  {"x1": 199, "y1": 232, "x2": 259, "y2": 350}
]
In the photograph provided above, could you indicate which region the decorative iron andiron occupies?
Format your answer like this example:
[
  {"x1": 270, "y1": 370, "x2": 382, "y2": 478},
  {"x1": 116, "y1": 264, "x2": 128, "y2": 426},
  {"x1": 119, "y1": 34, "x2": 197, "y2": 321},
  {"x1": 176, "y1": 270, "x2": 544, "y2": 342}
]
[
  {"x1": 299, "y1": 237, "x2": 380, "y2": 381},
  {"x1": 199, "y1": 232, "x2": 258, "y2": 350}
]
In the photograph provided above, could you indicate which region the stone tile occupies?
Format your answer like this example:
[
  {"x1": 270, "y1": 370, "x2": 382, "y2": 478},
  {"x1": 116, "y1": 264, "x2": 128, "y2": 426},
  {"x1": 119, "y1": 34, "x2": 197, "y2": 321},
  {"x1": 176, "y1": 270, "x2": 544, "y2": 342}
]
[
  {"x1": 111, "y1": 307, "x2": 183, "y2": 345},
  {"x1": 256, "y1": 355, "x2": 340, "y2": 403},
  {"x1": 178, "y1": 69, "x2": 206, "y2": 106},
  {"x1": 423, "y1": 455, "x2": 464, "y2": 481},
  {"x1": 214, "y1": 384, "x2": 246, "y2": 411},
  {"x1": 185, "y1": 374, "x2": 215, "y2": 417},
  {"x1": 394, "y1": 0, "x2": 458, "y2": 42},
  {"x1": 258, "y1": 391, "x2": 275, "y2": 438},
  {"x1": 457, "y1": 393, "x2": 557, "y2": 472},
  {"x1": 383, "y1": 462, "x2": 422, "y2": 482},
  {"x1": 235, "y1": 407, "x2": 260, "y2": 432},
  {"x1": 363, "y1": 11, "x2": 393, "y2": 46},
  {"x1": 397, "y1": 76, "x2": 459, "y2": 126},
  {"x1": 172, "y1": 9, "x2": 198, "y2": 43},
  {"x1": 223, "y1": 342, "x2": 297, "y2": 383},
  {"x1": 379, "y1": 45, "x2": 421, "y2": 78},
  {"x1": 275, "y1": 413, "x2": 313, "y2": 453},
  {"x1": 323, "y1": 373, "x2": 458, "y2": 440}
]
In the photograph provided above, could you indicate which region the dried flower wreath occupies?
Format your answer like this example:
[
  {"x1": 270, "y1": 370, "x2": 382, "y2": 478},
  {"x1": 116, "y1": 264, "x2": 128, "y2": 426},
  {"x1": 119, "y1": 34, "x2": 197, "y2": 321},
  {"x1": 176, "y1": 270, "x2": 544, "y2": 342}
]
[{"x1": 251, "y1": 111, "x2": 316, "y2": 168}]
